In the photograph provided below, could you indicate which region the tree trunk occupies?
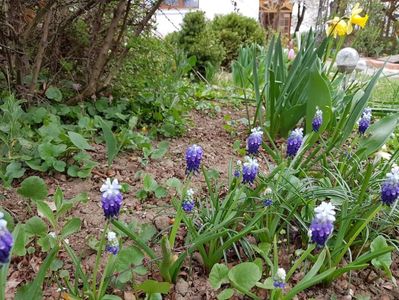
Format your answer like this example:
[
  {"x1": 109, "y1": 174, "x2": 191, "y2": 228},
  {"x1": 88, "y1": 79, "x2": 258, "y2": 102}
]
[
  {"x1": 68, "y1": 0, "x2": 126, "y2": 104},
  {"x1": 294, "y1": 1, "x2": 306, "y2": 33},
  {"x1": 29, "y1": 8, "x2": 52, "y2": 97}
]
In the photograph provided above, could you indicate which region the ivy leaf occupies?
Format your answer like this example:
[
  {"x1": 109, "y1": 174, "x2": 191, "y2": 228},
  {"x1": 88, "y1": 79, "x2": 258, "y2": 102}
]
[{"x1": 151, "y1": 141, "x2": 169, "y2": 160}]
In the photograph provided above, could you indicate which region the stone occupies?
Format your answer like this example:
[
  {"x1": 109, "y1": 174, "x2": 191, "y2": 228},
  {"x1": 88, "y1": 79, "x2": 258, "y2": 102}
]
[
  {"x1": 175, "y1": 278, "x2": 189, "y2": 296},
  {"x1": 336, "y1": 47, "x2": 360, "y2": 73},
  {"x1": 154, "y1": 216, "x2": 170, "y2": 231},
  {"x1": 356, "y1": 59, "x2": 367, "y2": 72}
]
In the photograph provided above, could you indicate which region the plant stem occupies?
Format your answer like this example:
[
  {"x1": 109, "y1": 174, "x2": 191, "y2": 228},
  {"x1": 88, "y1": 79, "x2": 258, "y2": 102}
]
[{"x1": 92, "y1": 222, "x2": 108, "y2": 298}]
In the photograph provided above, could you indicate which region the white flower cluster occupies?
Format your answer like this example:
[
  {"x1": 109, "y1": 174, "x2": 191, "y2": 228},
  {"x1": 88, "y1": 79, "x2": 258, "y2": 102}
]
[
  {"x1": 107, "y1": 231, "x2": 119, "y2": 247},
  {"x1": 251, "y1": 127, "x2": 263, "y2": 136},
  {"x1": 314, "y1": 202, "x2": 336, "y2": 224},
  {"x1": 243, "y1": 156, "x2": 259, "y2": 168},
  {"x1": 100, "y1": 178, "x2": 122, "y2": 198}
]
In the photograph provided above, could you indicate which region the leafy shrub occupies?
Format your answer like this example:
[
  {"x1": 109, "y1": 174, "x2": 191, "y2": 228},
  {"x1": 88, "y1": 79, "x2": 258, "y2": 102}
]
[
  {"x1": 210, "y1": 13, "x2": 265, "y2": 67},
  {"x1": 113, "y1": 36, "x2": 195, "y2": 137},
  {"x1": 351, "y1": 0, "x2": 385, "y2": 56},
  {"x1": 175, "y1": 11, "x2": 224, "y2": 76}
]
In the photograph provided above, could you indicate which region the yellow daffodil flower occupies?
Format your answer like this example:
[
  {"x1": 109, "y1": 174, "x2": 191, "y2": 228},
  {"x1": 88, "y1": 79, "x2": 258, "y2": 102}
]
[
  {"x1": 326, "y1": 17, "x2": 349, "y2": 38},
  {"x1": 347, "y1": 3, "x2": 369, "y2": 34}
]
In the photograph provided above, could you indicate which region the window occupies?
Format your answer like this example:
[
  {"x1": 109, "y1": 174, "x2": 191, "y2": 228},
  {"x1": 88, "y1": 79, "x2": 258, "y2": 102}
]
[{"x1": 161, "y1": 0, "x2": 199, "y2": 9}]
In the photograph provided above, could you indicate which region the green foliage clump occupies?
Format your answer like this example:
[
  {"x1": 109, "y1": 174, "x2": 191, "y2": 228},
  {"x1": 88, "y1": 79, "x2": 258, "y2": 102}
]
[
  {"x1": 210, "y1": 13, "x2": 265, "y2": 67},
  {"x1": 175, "y1": 11, "x2": 225, "y2": 75},
  {"x1": 113, "y1": 36, "x2": 195, "y2": 137},
  {"x1": 350, "y1": 0, "x2": 399, "y2": 57}
]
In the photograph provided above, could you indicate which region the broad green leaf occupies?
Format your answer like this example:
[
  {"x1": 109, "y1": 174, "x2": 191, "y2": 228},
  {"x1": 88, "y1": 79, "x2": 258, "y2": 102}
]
[
  {"x1": 52, "y1": 160, "x2": 66, "y2": 172},
  {"x1": 143, "y1": 174, "x2": 158, "y2": 192},
  {"x1": 45, "y1": 86, "x2": 62, "y2": 102},
  {"x1": 371, "y1": 235, "x2": 392, "y2": 278},
  {"x1": 305, "y1": 66, "x2": 332, "y2": 134},
  {"x1": 37, "y1": 201, "x2": 56, "y2": 227},
  {"x1": 13, "y1": 224, "x2": 26, "y2": 256},
  {"x1": 356, "y1": 114, "x2": 399, "y2": 159},
  {"x1": 38, "y1": 142, "x2": 67, "y2": 162},
  {"x1": 151, "y1": 141, "x2": 169, "y2": 160},
  {"x1": 255, "y1": 277, "x2": 274, "y2": 289},
  {"x1": 217, "y1": 288, "x2": 234, "y2": 300},
  {"x1": 17, "y1": 176, "x2": 48, "y2": 202},
  {"x1": 136, "y1": 280, "x2": 171, "y2": 294},
  {"x1": 25, "y1": 216, "x2": 48, "y2": 236},
  {"x1": 209, "y1": 263, "x2": 229, "y2": 289},
  {"x1": 166, "y1": 177, "x2": 182, "y2": 191},
  {"x1": 228, "y1": 262, "x2": 261, "y2": 292},
  {"x1": 100, "y1": 119, "x2": 118, "y2": 166},
  {"x1": 68, "y1": 131, "x2": 93, "y2": 150},
  {"x1": 154, "y1": 186, "x2": 167, "y2": 198},
  {"x1": 115, "y1": 246, "x2": 144, "y2": 270},
  {"x1": 61, "y1": 218, "x2": 81, "y2": 238},
  {"x1": 4, "y1": 162, "x2": 25, "y2": 182}
]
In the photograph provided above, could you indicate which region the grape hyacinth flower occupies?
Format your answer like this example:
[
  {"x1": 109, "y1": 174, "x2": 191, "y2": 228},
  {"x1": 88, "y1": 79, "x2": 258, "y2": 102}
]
[
  {"x1": 234, "y1": 160, "x2": 242, "y2": 178},
  {"x1": 246, "y1": 127, "x2": 263, "y2": 155},
  {"x1": 309, "y1": 202, "x2": 336, "y2": 247},
  {"x1": 358, "y1": 107, "x2": 372, "y2": 134},
  {"x1": 182, "y1": 188, "x2": 195, "y2": 212},
  {"x1": 0, "y1": 212, "x2": 13, "y2": 264},
  {"x1": 312, "y1": 108, "x2": 323, "y2": 132},
  {"x1": 106, "y1": 231, "x2": 119, "y2": 255},
  {"x1": 286, "y1": 128, "x2": 303, "y2": 157},
  {"x1": 273, "y1": 267, "x2": 286, "y2": 289},
  {"x1": 186, "y1": 144, "x2": 203, "y2": 174},
  {"x1": 100, "y1": 178, "x2": 123, "y2": 219},
  {"x1": 242, "y1": 156, "x2": 259, "y2": 185},
  {"x1": 381, "y1": 164, "x2": 399, "y2": 206},
  {"x1": 263, "y1": 187, "x2": 273, "y2": 207}
]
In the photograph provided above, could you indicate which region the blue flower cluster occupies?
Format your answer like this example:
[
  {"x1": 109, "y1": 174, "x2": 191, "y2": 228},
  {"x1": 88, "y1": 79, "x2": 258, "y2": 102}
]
[
  {"x1": 312, "y1": 108, "x2": 323, "y2": 132},
  {"x1": 246, "y1": 127, "x2": 263, "y2": 155},
  {"x1": 0, "y1": 212, "x2": 13, "y2": 264},
  {"x1": 309, "y1": 202, "x2": 335, "y2": 247},
  {"x1": 358, "y1": 107, "x2": 372, "y2": 134},
  {"x1": 100, "y1": 178, "x2": 123, "y2": 219},
  {"x1": 273, "y1": 268, "x2": 286, "y2": 289},
  {"x1": 186, "y1": 144, "x2": 203, "y2": 174},
  {"x1": 242, "y1": 156, "x2": 259, "y2": 184},
  {"x1": 287, "y1": 128, "x2": 303, "y2": 157},
  {"x1": 182, "y1": 189, "x2": 195, "y2": 213},
  {"x1": 106, "y1": 231, "x2": 119, "y2": 255},
  {"x1": 381, "y1": 164, "x2": 399, "y2": 205}
]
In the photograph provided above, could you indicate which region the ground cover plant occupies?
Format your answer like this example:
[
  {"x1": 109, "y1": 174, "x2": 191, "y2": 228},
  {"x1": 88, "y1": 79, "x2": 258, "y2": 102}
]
[{"x1": 1, "y1": 2, "x2": 399, "y2": 300}]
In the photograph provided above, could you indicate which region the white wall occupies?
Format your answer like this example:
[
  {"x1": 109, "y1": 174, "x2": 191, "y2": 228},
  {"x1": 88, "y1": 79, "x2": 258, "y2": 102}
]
[{"x1": 155, "y1": 0, "x2": 259, "y2": 36}]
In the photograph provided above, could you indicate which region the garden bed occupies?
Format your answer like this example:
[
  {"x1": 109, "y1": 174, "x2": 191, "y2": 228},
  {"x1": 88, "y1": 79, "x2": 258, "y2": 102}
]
[{"x1": 2, "y1": 106, "x2": 398, "y2": 300}]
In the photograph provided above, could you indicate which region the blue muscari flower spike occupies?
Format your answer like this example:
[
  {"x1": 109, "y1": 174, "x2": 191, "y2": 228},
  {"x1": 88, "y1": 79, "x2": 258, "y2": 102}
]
[
  {"x1": 358, "y1": 107, "x2": 372, "y2": 134},
  {"x1": 286, "y1": 128, "x2": 303, "y2": 157},
  {"x1": 242, "y1": 156, "x2": 259, "y2": 185},
  {"x1": 381, "y1": 164, "x2": 399, "y2": 205},
  {"x1": 309, "y1": 202, "x2": 335, "y2": 247},
  {"x1": 186, "y1": 144, "x2": 203, "y2": 174},
  {"x1": 247, "y1": 127, "x2": 263, "y2": 155},
  {"x1": 106, "y1": 231, "x2": 119, "y2": 255},
  {"x1": 0, "y1": 212, "x2": 13, "y2": 264},
  {"x1": 262, "y1": 187, "x2": 273, "y2": 207},
  {"x1": 182, "y1": 189, "x2": 195, "y2": 212},
  {"x1": 100, "y1": 178, "x2": 123, "y2": 219},
  {"x1": 233, "y1": 160, "x2": 242, "y2": 178},
  {"x1": 312, "y1": 108, "x2": 323, "y2": 132},
  {"x1": 273, "y1": 268, "x2": 286, "y2": 289}
]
